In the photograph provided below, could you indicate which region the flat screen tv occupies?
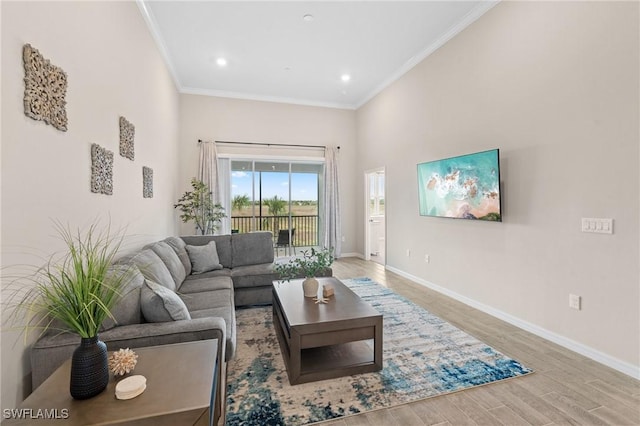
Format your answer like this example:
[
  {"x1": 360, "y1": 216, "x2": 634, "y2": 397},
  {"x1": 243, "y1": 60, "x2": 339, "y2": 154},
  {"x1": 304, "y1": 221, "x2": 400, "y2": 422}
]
[{"x1": 417, "y1": 149, "x2": 501, "y2": 221}]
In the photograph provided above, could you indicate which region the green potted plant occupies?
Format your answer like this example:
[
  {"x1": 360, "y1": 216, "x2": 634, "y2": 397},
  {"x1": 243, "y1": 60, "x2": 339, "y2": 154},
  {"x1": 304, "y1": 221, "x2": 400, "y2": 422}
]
[
  {"x1": 274, "y1": 247, "x2": 334, "y2": 297},
  {"x1": 6, "y1": 221, "x2": 133, "y2": 399},
  {"x1": 174, "y1": 178, "x2": 226, "y2": 235}
]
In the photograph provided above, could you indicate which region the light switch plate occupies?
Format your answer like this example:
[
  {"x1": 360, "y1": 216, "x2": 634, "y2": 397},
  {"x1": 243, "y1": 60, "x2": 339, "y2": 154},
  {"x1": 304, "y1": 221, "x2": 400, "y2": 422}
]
[{"x1": 581, "y1": 218, "x2": 613, "y2": 234}]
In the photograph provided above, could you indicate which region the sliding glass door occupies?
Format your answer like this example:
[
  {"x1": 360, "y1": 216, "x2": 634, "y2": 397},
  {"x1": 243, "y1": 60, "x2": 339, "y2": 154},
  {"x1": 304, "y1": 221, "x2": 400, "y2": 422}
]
[{"x1": 230, "y1": 159, "x2": 323, "y2": 256}]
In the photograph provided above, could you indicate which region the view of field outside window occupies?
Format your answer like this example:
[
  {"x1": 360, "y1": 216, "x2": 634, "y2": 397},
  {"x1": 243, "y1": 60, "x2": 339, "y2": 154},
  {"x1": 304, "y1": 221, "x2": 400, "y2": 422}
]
[{"x1": 231, "y1": 160, "x2": 323, "y2": 255}]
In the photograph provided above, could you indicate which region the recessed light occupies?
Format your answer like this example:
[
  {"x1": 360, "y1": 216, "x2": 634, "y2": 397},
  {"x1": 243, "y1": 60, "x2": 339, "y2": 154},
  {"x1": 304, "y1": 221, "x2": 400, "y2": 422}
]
[
  {"x1": 303, "y1": 14, "x2": 314, "y2": 22},
  {"x1": 216, "y1": 58, "x2": 227, "y2": 67},
  {"x1": 341, "y1": 74, "x2": 351, "y2": 82}
]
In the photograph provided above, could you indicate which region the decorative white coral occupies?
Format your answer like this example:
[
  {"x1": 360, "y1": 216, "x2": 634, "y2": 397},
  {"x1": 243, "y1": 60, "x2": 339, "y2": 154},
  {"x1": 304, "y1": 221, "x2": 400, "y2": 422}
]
[{"x1": 109, "y1": 348, "x2": 138, "y2": 376}]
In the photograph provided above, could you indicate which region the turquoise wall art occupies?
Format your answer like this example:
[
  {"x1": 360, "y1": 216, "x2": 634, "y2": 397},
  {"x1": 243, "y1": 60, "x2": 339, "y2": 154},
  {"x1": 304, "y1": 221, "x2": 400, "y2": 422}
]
[{"x1": 417, "y1": 149, "x2": 501, "y2": 221}]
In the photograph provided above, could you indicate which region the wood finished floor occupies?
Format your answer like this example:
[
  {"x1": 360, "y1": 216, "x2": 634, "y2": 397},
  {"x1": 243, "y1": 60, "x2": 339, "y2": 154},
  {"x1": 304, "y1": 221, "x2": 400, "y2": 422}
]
[{"x1": 321, "y1": 257, "x2": 640, "y2": 426}]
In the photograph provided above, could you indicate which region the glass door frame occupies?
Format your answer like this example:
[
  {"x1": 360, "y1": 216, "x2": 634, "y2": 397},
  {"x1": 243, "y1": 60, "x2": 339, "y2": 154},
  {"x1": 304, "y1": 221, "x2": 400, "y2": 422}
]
[{"x1": 224, "y1": 154, "x2": 325, "y2": 256}]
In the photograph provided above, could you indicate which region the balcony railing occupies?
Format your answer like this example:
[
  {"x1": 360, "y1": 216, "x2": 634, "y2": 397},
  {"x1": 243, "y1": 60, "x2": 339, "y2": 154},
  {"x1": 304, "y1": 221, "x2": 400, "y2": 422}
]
[{"x1": 231, "y1": 215, "x2": 319, "y2": 247}]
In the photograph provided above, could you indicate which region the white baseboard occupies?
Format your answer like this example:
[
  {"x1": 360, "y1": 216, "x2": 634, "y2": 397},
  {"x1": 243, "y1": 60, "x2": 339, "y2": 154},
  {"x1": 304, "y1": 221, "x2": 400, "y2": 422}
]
[
  {"x1": 338, "y1": 252, "x2": 364, "y2": 259},
  {"x1": 385, "y1": 265, "x2": 640, "y2": 380}
]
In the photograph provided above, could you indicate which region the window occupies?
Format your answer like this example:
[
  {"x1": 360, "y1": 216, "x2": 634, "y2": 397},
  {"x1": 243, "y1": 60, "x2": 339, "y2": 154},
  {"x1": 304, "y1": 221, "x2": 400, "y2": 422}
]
[{"x1": 230, "y1": 159, "x2": 324, "y2": 255}]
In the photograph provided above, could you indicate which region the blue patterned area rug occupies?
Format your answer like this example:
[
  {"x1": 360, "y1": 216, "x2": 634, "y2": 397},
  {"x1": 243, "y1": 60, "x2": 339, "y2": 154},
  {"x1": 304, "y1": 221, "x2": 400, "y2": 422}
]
[{"x1": 225, "y1": 277, "x2": 532, "y2": 425}]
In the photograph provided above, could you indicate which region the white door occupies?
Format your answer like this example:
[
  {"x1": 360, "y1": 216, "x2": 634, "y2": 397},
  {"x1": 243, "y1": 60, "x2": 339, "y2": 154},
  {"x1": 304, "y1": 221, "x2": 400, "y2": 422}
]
[{"x1": 365, "y1": 168, "x2": 385, "y2": 265}]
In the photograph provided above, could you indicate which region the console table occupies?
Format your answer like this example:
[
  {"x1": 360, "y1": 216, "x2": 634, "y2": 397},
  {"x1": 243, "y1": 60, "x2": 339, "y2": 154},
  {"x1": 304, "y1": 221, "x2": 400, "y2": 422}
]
[{"x1": 6, "y1": 340, "x2": 218, "y2": 425}]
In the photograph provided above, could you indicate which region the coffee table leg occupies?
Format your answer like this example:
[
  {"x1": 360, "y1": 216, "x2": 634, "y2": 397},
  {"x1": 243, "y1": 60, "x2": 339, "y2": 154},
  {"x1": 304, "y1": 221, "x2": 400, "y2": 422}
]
[
  {"x1": 374, "y1": 319, "x2": 383, "y2": 370},
  {"x1": 289, "y1": 330, "x2": 301, "y2": 385}
]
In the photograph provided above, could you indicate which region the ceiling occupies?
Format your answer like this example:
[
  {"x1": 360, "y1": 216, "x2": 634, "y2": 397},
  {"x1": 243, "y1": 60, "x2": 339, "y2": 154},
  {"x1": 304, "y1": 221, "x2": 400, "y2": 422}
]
[{"x1": 138, "y1": 1, "x2": 497, "y2": 110}]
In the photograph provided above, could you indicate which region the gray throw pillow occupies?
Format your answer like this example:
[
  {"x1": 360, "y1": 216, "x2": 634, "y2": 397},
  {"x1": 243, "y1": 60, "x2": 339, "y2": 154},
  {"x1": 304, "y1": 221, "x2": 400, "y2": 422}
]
[
  {"x1": 101, "y1": 264, "x2": 144, "y2": 331},
  {"x1": 140, "y1": 279, "x2": 191, "y2": 322},
  {"x1": 186, "y1": 241, "x2": 223, "y2": 274}
]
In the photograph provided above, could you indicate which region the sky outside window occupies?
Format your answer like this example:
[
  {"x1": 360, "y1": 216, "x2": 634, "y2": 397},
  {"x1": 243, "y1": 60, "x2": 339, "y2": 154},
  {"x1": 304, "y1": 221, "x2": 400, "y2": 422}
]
[{"x1": 232, "y1": 171, "x2": 318, "y2": 201}]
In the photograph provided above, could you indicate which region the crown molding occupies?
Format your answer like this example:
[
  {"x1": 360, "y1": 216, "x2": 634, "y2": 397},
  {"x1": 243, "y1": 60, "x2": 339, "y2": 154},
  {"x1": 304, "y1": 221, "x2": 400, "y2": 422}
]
[
  {"x1": 138, "y1": 0, "x2": 497, "y2": 111},
  {"x1": 180, "y1": 87, "x2": 357, "y2": 110},
  {"x1": 355, "y1": 0, "x2": 500, "y2": 109},
  {"x1": 136, "y1": 0, "x2": 183, "y2": 92}
]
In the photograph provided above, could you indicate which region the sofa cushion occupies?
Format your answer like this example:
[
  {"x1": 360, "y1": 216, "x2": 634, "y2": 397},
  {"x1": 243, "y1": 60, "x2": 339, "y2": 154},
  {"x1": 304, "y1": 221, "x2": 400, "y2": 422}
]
[
  {"x1": 101, "y1": 264, "x2": 144, "y2": 331},
  {"x1": 231, "y1": 232, "x2": 274, "y2": 268},
  {"x1": 131, "y1": 249, "x2": 176, "y2": 292},
  {"x1": 230, "y1": 263, "x2": 278, "y2": 289},
  {"x1": 180, "y1": 276, "x2": 233, "y2": 295},
  {"x1": 149, "y1": 242, "x2": 187, "y2": 289},
  {"x1": 141, "y1": 280, "x2": 191, "y2": 322},
  {"x1": 181, "y1": 235, "x2": 232, "y2": 268},
  {"x1": 190, "y1": 305, "x2": 236, "y2": 360},
  {"x1": 186, "y1": 241, "x2": 223, "y2": 274},
  {"x1": 164, "y1": 236, "x2": 192, "y2": 276},
  {"x1": 180, "y1": 287, "x2": 233, "y2": 312},
  {"x1": 183, "y1": 268, "x2": 231, "y2": 282}
]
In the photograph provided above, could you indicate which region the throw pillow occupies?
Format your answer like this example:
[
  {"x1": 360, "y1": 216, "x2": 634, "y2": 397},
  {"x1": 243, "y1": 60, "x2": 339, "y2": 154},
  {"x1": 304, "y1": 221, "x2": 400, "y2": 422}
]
[
  {"x1": 140, "y1": 279, "x2": 191, "y2": 322},
  {"x1": 186, "y1": 241, "x2": 223, "y2": 274}
]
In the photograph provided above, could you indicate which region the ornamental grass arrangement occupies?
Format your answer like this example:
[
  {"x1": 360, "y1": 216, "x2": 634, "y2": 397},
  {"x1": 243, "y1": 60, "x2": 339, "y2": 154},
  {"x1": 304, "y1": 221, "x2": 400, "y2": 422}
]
[
  {"x1": 4, "y1": 220, "x2": 134, "y2": 399},
  {"x1": 6, "y1": 220, "x2": 131, "y2": 338}
]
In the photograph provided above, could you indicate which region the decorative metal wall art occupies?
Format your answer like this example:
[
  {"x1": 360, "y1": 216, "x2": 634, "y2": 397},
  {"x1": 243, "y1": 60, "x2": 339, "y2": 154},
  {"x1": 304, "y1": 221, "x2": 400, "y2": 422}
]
[
  {"x1": 119, "y1": 117, "x2": 135, "y2": 160},
  {"x1": 142, "y1": 167, "x2": 153, "y2": 198},
  {"x1": 22, "y1": 44, "x2": 68, "y2": 132},
  {"x1": 91, "y1": 144, "x2": 113, "y2": 195}
]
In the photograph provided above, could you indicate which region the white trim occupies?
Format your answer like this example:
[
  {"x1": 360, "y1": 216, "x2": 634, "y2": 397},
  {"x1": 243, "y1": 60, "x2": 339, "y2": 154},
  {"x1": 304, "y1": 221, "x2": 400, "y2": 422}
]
[
  {"x1": 385, "y1": 264, "x2": 640, "y2": 380},
  {"x1": 339, "y1": 252, "x2": 363, "y2": 259},
  {"x1": 364, "y1": 167, "x2": 386, "y2": 265},
  {"x1": 136, "y1": 0, "x2": 183, "y2": 91},
  {"x1": 181, "y1": 87, "x2": 356, "y2": 111},
  {"x1": 355, "y1": 1, "x2": 500, "y2": 109}
]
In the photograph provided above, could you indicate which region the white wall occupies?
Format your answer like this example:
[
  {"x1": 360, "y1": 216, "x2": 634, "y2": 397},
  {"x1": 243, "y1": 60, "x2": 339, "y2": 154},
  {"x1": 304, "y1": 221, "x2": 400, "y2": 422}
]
[
  {"x1": 178, "y1": 94, "x2": 357, "y2": 253},
  {"x1": 356, "y1": 2, "x2": 639, "y2": 373},
  {"x1": 1, "y1": 1, "x2": 180, "y2": 408}
]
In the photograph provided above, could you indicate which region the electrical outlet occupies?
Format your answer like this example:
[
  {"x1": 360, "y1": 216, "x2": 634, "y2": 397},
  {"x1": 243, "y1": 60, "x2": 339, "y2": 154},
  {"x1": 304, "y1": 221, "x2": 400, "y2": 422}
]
[
  {"x1": 406, "y1": 249, "x2": 411, "y2": 257},
  {"x1": 569, "y1": 294, "x2": 581, "y2": 310},
  {"x1": 424, "y1": 254, "x2": 430, "y2": 263}
]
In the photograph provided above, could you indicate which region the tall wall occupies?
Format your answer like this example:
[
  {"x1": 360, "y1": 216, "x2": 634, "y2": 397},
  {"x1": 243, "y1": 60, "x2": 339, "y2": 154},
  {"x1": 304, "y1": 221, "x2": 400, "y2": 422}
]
[
  {"x1": 356, "y1": 2, "x2": 639, "y2": 374},
  {"x1": 1, "y1": 1, "x2": 180, "y2": 408},
  {"x1": 178, "y1": 94, "x2": 358, "y2": 253}
]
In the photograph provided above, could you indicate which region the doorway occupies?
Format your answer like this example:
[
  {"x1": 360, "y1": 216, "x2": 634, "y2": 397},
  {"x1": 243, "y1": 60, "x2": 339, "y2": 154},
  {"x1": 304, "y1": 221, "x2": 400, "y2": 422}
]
[{"x1": 365, "y1": 168, "x2": 385, "y2": 265}]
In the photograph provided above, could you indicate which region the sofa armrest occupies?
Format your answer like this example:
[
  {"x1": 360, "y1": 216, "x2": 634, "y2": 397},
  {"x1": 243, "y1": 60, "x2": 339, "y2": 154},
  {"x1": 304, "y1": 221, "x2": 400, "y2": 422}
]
[{"x1": 30, "y1": 318, "x2": 226, "y2": 391}]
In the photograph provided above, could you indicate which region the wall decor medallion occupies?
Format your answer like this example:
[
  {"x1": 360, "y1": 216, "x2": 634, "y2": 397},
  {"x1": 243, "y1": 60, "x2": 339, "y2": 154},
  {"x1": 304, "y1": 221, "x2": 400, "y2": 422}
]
[
  {"x1": 142, "y1": 167, "x2": 153, "y2": 198},
  {"x1": 119, "y1": 117, "x2": 135, "y2": 160},
  {"x1": 22, "y1": 44, "x2": 68, "y2": 132},
  {"x1": 91, "y1": 144, "x2": 113, "y2": 195}
]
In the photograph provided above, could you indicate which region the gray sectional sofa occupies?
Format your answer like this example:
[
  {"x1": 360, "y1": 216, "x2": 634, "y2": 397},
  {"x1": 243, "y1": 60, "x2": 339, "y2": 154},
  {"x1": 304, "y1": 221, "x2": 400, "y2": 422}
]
[{"x1": 30, "y1": 231, "x2": 285, "y2": 390}]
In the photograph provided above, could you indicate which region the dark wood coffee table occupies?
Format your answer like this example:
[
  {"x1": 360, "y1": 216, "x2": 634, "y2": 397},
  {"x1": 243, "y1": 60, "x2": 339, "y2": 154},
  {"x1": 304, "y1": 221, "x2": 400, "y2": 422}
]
[{"x1": 272, "y1": 277, "x2": 383, "y2": 385}]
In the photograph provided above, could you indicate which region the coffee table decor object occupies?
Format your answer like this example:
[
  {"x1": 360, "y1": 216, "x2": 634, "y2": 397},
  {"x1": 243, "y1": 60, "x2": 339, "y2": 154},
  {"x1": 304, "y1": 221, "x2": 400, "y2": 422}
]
[
  {"x1": 274, "y1": 247, "x2": 335, "y2": 298},
  {"x1": 322, "y1": 284, "x2": 334, "y2": 298},
  {"x1": 115, "y1": 375, "x2": 146, "y2": 400},
  {"x1": 109, "y1": 348, "x2": 138, "y2": 376},
  {"x1": 312, "y1": 294, "x2": 329, "y2": 304}
]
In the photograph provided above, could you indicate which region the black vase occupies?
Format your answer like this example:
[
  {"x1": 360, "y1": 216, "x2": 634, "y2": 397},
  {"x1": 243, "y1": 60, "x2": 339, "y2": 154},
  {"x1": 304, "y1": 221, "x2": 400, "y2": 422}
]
[{"x1": 70, "y1": 336, "x2": 109, "y2": 400}]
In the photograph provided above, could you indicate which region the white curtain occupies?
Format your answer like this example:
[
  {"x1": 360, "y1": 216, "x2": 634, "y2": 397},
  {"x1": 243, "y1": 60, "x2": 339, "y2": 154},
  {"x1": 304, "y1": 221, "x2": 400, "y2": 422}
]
[
  {"x1": 323, "y1": 146, "x2": 341, "y2": 257},
  {"x1": 198, "y1": 141, "x2": 231, "y2": 235},
  {"x1": 217, "y1": 158, "x2": 231, "y2": 234}
]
